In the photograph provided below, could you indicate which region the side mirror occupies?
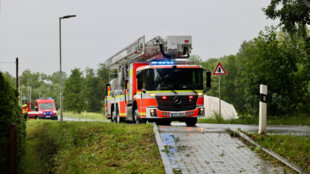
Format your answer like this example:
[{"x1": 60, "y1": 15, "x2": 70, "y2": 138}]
[
  {"x1": 206, "y1": 71, "x2": 211, "y2": 89},
  {"x1": 125, "y1": 80, "x2": 128, "y2": 90}
]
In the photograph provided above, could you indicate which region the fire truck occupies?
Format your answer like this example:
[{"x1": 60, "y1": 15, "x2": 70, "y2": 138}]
[
  {"x1": 26, "y1": 98, "x2": 58, "y2": 120},
  {"x1": 104, "y1": 36, "x2": 211, "y2": 126}
]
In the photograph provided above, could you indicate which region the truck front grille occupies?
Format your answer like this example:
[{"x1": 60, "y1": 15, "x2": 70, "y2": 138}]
[{"x1": 156, "y1": 95, "x2": 197, "y2": 111}]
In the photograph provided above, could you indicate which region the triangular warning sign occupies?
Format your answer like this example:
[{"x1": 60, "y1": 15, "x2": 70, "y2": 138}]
[{"x1": 213, "y1": 62, "x2": 227, "y2": 75}]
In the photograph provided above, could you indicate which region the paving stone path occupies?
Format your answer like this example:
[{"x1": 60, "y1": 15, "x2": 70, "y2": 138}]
[{"x1": 159, "y1": 125, "x2": 285, "y2": 174}]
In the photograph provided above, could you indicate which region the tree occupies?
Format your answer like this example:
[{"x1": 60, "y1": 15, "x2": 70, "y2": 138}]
[
  {"x1": 63, "y1": 68, "x2": 84, "y2": 113},
  {"x1": 263, "y1": 0, "x2": 310, "y2": 37},
  {"x1": 240, "y1": 26, "x2": 309, "y2": 115},
  {"x1": 83, "y1": 68, "x2": 101, "y2": 112}
]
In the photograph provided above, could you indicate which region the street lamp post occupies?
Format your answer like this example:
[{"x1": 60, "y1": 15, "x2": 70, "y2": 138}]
[{"x1": 59, "y1": 15, "x2": 76, "y2": 122}]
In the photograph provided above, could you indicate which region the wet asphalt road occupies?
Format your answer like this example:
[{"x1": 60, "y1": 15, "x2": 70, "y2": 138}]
[{"x1": 187, "y1": 123, "x2": 310, "y2": 137}]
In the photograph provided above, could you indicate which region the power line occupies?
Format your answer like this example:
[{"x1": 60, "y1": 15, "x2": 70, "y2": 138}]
[{"x1": 0, "y1": 62, "x2": 15, "y2": 64}]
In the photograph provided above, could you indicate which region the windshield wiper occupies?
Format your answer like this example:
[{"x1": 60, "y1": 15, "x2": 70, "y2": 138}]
[
  {"x1": 191, "y1": 90, "x2": 197, "y2": 94},
  {"x1": 171, "y1": 89, "x2": 177, "y2": 94}
]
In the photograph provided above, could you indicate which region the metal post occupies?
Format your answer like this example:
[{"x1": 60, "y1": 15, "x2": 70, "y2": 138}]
[
  {"x1": 59, "y1": 15, "x2": 76, "y2": 122},
  {"x1": 59, "y1": 17, "x2": 63, "y2": 122},
  {"x1": 27, "y1": 80, "x2": 30, "y2": 103},
  {"x1": 219, "y1": 76, "x2": 221, "y2": 116},
  {"x1": 15, "y1": 58, "x2": 18, "y2": 89},
  {"x1": 259, "y1": 84, "x2": 268, "y2": 134},
  {"x1": 30, "y1": 87, "x2": 31, "y2": 104}
]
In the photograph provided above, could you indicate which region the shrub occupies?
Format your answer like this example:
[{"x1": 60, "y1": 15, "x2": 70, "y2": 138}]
[{"x1": 0, "y1": 71, "x2": 26, "y2": 173}]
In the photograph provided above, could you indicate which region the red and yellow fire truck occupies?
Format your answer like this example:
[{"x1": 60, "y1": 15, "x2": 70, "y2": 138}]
[
  {"x1": 26, "y1": 98, "x2": 58, "y2": 120},
  {"x1": 105, "y1": 36, "x2": 211, "y2": 126}
]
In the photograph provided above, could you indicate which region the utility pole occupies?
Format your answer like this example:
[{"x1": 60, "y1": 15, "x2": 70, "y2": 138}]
[{"x1": 16, "y1": 58, "x2": 18, "y2": 89}]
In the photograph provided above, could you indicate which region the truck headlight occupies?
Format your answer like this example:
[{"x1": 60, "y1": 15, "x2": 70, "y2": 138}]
[
  {"x1": 198, "y1": 108, "x2": 204, "y2": 115},
  {"x1": 150, "y1": 109, "x2": 157, "y2": 116}
]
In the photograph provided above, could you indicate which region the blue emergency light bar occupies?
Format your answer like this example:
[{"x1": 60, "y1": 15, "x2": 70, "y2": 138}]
[
  {"x1": 150, "y1": 61, "x2": 175, "y2": 65},
  {"x1": 39, "y1": 97, "x2": 53, "y2": 100}
]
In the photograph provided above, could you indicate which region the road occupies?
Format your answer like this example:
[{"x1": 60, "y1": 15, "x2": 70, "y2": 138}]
[
  {"x1": 158, "y1": 123, "x2": 310, "y2": 174},
  {"x1": 177, "y1": 123, "x2": 310, "y2": 137}
]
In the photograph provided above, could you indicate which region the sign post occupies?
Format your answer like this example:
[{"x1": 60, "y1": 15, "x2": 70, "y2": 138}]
[{"x1": 213, "y1": 62, "x2": 227, "y2": 116}]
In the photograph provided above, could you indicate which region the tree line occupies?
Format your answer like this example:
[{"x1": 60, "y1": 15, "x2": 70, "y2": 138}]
[
  {"x1": 3, "y1": 63, "x2": 110, "y2": 113},
  {"x1": 191, "y1": 26, "x2": 310, "y2": 116}
]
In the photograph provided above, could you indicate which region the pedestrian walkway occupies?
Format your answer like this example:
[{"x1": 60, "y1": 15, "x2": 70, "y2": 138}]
[{"x1": 158, "y1": 125, "x2": 285, "y2": 174}]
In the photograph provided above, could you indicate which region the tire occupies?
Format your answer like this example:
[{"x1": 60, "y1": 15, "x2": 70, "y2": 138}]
[
  {"x1": 185, "y1": 118, "x2": 197, "y2": 127},
  {"x1": 36, "y1": 116, "x2": 39, "y2": 119},
  {"x1": 116, "y1": 110, "x2": 121, "y2": 123},
  {"x1": 111, "y1": 110, "x2": 116, "y2": 122},
  {"x1": 134, "y1": 108, "x2": 141, "y2": 124}
]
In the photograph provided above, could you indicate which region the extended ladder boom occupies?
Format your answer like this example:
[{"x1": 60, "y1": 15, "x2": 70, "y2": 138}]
[{"x1": 105, "y1": 35, "x2": 192, "y2": 69}]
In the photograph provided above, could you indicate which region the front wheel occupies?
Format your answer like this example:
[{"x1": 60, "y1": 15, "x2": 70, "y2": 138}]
[
  {"x1": 111, "y1": 110, "x2": 116, "y2": 122},
  {"x1": 185, "y1": 118, "x2": 197, "y2": 127},
  {"x1": 116, "y1": 110, "x2": 121, "y2": 123},
  {"x1": 134, "y1": 108, "x2": 141, "y2": 124}
]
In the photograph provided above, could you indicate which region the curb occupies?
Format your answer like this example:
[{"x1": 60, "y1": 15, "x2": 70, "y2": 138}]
[
  {"x1": 153, "y1": 123, "x2": 174, "y2": 174},
  {"x1": 236, "y1": 130, "x2": 307, "y2": 174}
]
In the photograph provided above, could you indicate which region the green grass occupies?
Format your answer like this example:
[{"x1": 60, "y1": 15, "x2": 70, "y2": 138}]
[
  {"x1": 62, "y1": 111, "x2": 107, "y2": 120},
  {"x1": 198, "y1": 113, "x2": 310, "y2": 125},
  {"x1": 198, "y1": 113, "x2": 258, "y2": 124},
  {"x1": 24, "y1": 120, "x2": 164, "y2": 174},
  {"x1": 246, "y1": 132, "x2": 310, "y2": 173}
]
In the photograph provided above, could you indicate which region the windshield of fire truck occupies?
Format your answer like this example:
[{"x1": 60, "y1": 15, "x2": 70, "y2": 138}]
[
  {"x1": 148, "y1": 68, "x2": 203, "y2": 90},
  {"x1": 38, "y1": 103, "x2": 55, "y2": 110}
]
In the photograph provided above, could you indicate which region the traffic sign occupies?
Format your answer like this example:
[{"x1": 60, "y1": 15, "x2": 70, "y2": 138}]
[
  {"x1": 213, "y1": 62, "x2": 227, "y2": 75},
  {"x1": 22, "y1": 95, "x2": 27, "y2": 100}
]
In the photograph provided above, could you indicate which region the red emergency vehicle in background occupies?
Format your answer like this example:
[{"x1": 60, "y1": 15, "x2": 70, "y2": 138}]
[{"x1": 26, "y1": 98, "x2": 58, "y2": 120}]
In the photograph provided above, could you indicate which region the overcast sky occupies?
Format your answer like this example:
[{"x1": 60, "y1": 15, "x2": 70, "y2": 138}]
[{"x1": 0, "y1": 0, "x2": 278, "y2": 76}]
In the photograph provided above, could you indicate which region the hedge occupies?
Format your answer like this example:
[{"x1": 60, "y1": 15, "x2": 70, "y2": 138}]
[{"x1": 0, "y1": 71, "x2": 26, "y2": 173}]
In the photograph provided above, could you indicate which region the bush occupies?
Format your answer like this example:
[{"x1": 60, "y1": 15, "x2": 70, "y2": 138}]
[{"x1": 0, "y1": 71, "x2": 26, "y2": 174}]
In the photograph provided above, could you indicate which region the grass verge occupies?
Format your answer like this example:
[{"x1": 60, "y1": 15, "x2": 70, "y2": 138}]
[
  {"x1": 226, "y1": 129, "x2": 293, "y2": 173},
  {"x1": 198, "y1": 113, "x2": 310, "y2": 125},
  {"x1": 63, "y1": 111, "x2": 106, "y2": 120},
  {"x1": 24, "y1": 120, "x2": 164, "y2": 174},
  {"x1": 244, "y1": 132, "x2": 310, "y2": 173}
]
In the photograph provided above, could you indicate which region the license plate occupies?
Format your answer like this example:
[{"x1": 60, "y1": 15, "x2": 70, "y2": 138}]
[
  {"x1": 171, "y1": 112, "x2": 185, "y2": 117},
  {"x1": 46, "y1": 116, "x2": 51, "y2": 118}
]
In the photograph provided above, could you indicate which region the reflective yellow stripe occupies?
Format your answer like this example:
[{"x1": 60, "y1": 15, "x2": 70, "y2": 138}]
[
  {"x1": 116, "y1": 95, "x2": 124, "y2": 98},
  {"x1": 120, "y1": 113, "x2": 126, "y2": 116},
  {"x1": 107, "y1": 97, "x2": 113, "y2": 100},
  {"x1": 130, "y1": 68, "x2": 133, "y2": 77},
  {"x1": 139, "y1": 113, "x2": 146, "y2": 116}
]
